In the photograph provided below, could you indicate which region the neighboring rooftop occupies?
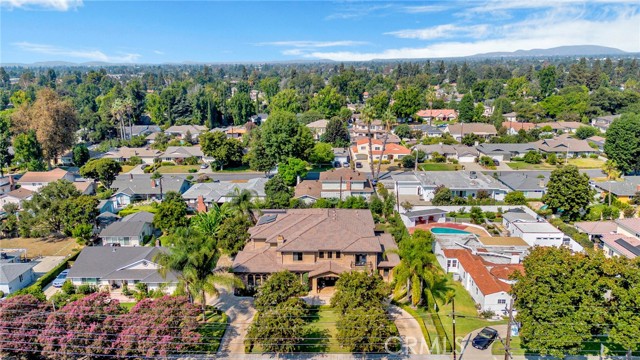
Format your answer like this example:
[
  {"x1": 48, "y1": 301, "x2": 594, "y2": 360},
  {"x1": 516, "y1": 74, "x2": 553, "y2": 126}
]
[
  {"x1": 17, "y1": 168, "x2": 71, "y2": 184},
  {"x1": 601, "y1": 234, "x2": 640, "y2": 259},
  {"x1": 414, "y1": 171, "x2": 510, "y2": 191},
  {"x1": 574, "y1": 221, "x2": 618, "y2": 235},
  {"x1": 616, "y1": 218, "x2": 640, "y2": 235},
  {"x1": 477, "y1": 237, "x2": 530, "y2": 247}
]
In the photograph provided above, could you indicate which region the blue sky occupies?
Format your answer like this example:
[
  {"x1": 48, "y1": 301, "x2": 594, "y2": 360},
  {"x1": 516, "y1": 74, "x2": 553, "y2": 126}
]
[{"x1": 1, "y1": 0, "x2": 639, "y2": 63}]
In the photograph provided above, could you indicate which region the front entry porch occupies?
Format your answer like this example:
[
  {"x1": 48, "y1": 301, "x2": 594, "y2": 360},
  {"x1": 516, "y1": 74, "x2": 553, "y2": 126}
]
[{"x1": 312, "y1": 275, "x2": 339, "y2": 295}]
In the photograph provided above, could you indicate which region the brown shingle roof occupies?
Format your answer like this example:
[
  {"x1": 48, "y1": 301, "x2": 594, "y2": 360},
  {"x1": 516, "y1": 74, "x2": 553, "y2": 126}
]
[
  {"x1": 309, "y1": 261, "x2": 349, "y2": 277},
  {"x1": 447, "y1": 123, "x2": 497, "y2": 136},
  {"x1": 294, "y1": 180, "x2": 322, "y2": 199},
  {"x1": 18, "y1": 168, "x2": 70, "y2": 184},
  {"x1": 5, "y1": 187, "x2": 34, "y2": 199},
  {"x1": 319, "y1": 168, "x2": 368, "y2": 182}
]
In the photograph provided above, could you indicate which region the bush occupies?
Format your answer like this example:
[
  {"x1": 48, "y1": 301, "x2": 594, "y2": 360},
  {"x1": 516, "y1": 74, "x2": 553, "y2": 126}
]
[
  {"x1": 524, "y1": 151, "x2": 542, "y2": 164},
  {"x1": 589, "y1": 153, "x2": 599, "y2": 159},
  {"x1": 184, "y1": 156, "x2": 200, "y2": 165},
  {"x1": 484, "y1": 211, "x2": 497, "y2": 221},
  {"x1": 0, "y1": 290, "x2": 4, "y2": 298},
  {"x1": 161, "y1": 161, "x2": 175, "y2": 166},
  {"x1": 61, "y1": 280, "x2": 75, "y2": 295},
  {"x1": 77, "y1": 285, "x2": 97, "y2": 295},
  {"x1": 479, "y1": 310, "x2": 496, "y2": 319},
  {"x1": 381, "y1": 160, "x2": 390, "y2": 165},
  {"x1": 125, "y1": 156, "x2": 143, "y2": 166},
  {"x1": 188, "y1": 168, "x2": 198, "y2": 173},
  {"x1": 623, "y1": 207, "x2": 636, "y2": 218},
  {"x1": 449, "y1": 158, "x2": 459, "y2": 164}
]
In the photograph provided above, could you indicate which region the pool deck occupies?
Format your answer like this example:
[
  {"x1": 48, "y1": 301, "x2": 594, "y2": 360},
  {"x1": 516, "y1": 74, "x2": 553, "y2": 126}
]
[{"x1": 409, "y1": 223, "x2": 491, "y2": 237}]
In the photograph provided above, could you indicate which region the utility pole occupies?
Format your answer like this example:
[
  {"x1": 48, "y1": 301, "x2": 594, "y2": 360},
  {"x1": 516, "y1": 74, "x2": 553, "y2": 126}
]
[
  {"x1": 395, "y1": 180, "x2": 400, "y2": 213},
  {"x1": 452, "y1": 298, "x2": 456, "y2": 360},
  {"x1": 414, "y1": 147, "x2": 419, "y2": 172},
  {"x1": 504, "y1": 297, "x2": 514, "y2": 360},
  {"x1": 339, "y1": 176, "x2": 343, "y2": 200}
]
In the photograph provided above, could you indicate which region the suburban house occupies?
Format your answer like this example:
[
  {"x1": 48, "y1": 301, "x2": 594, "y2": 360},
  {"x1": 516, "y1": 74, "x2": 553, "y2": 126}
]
[
  {"x1": 578, "y1": 219, "x2": 640, "y2": 259},
  {"x1": 250, "y1": 113, "x2": 269, "y2": 124},
  {"x1": 574, "y1": 221, "x2": 618, "y2": 242},
  {"x1": 0, "y1": 251, "x2": 35, "y2": 295},
  {"x1": 224, "y1": 126, "x2": 248, "y2": 139},
  {"x1": 0, "y1": 176, "x2": 12, "y2": 196},
  {"x1": 394, "y1": 171, "x2": 510, "y2": 202},
  {"x1": 591, "y1": 114, "x2": 620, "y2": 132},
  {"x1": 306, "y1": 119, "x2": 329, "y2": 141},
  {"x1": 182, "y1": 178, "x2": 268, "y2": 211},
  {"x1": 59, "y1": 149, "x2": 103, "y2": 166},
  {"x1": 332, "y1": 148, "x2": 350, "y2": 165},
  {"x1": 161, "y1": 145, "x2": 211, "y2": 164},
  {"x1": 294, "y1": 168, "x2": 374, "y2": 204},
  {"x1": 123, "y1": 125, "x2": 162, "y2": 140},
  {"x1": 496, "y1": 172, "x2": 548, "y2": 199},
  {"x1": 415, "y1": 144, "x2": 478, "y2": 163},
  {"x1": 593, "y1": 176, "x2": 640, "y2": 203},
  {"x1": 416, "y1": 109, "x2": 457, "y2": 124},
  {"x1": 67, "y1": 247, "x2": 178, "y2": 293},
  {"x1": 100, "y1": 147, "x2": 162, "y2": 164},
  {"x1": 586, "y1": 136, "x2": 606, "y2": 152},
  {"x1": 501, "y1": 121, "x2": 535, "y2": 135},
  {"x1": 164, "y1": 125, "x2": 207, "y2": 142},
  {"x1": 599, "y1": 234, "x2": 640, "y2": 260},
  {"x1": 401, "y1": 208, "x2": 448, "y2": 227},
  {"x1": 536, "y1": 121, "x2": 583, "y2": 134},
  {"x1": 99, "y1": 211, "x2": 156, "y2": 247},
  {"x1": 502, "y1": 209, "x2": 582, "y2": 251},
  {"x1": 410, "y1": 124, "x2": 443, "y2": 138},
  {"x1": 109, "y1": 174, "x2": 191, "y2": 210},
  {"x1": 502, "y1": 112, "x2": 518, "y2": 122},
  {"x1": 17, "y1": 168, "x2": 75, "y2": 192},
  {"x1": 615, "y1": 218, "x2": 640, "y2": 238},
  {"x1": 476, "y1": 143, "x2": 540, "y2": 162},
  {"x1": 232, "y1": 209, "x2": 400, "y2": 293},
  {"x1": 351, "y1": 119, "x2": 386, "y2": 138},
  {"x1": 432, "y1": 237, "x2": 525, "y2": 314},
  {"x1": 73, "y1": 180, "x2": 96, "y2": 195},
  {"x1": 534, "y1": 135, "x2": 597, "y2": 157},
  {"x1": 445, "y1": 123, "x2": 497, "y2": 141},
  {"x1": 0, "y1": 187, "x2": 34, "y2": 209},
  {"x1": 350, "y1": 138, "x2": 411, "y2": 165}
]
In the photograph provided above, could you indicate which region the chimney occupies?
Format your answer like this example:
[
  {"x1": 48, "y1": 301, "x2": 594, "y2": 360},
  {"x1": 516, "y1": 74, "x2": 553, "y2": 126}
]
[
  {"x1": 296, "y1": 175, "x2": 301, "y2": 185},
  {"x1": 196, "y1": 195, "x2": 207, "y2": 213},
  {"x1": 474, "y1": 141, "x2": 479, "y2": 147},
  {"x1": 539, "y1": 179, "x2": 545, "y2": 188},
  {"x1": 151, "y1": 179, "x2": 156, "y2": 188},
  {"x1": 637, "y1": 185, "x2": 640, "y2": 192},
  {"x1": 129, "y1": 173, "x2": 133, "y2": 180},
  {"x1": 276, "y1": 235, "x2": 285, "y2": 247}
]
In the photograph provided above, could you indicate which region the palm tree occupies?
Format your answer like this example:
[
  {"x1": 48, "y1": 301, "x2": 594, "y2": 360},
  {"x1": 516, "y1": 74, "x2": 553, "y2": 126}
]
[
  {"x1": 154, "y1": 227, "x2": 242, "y2": 319},
  {"x1": 388, "y1": 230, "x2": 440, "y2": 307},
  {"x1": 375, "y1": 109, "x2": 397, "y2": 181},
  {"x1": 191, "y1": 202, "x2": 233, "y2": 238},
  {"x1": 602, "y1": 160, "x2": 621, "y2": 207},
  {"x1": 228, "y1": 188, "x2": 259, "y2": 224},
  {"x1": 361, "y1": 105, "x2": 377, "y2": 176},
  {"x1": 111, "y1": 98, "x2": 133, "y2": 141}
]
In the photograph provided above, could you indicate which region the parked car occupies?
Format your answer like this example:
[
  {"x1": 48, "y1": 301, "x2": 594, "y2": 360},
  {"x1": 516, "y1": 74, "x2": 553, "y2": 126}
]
[
  {"x1": 493, "y1": 159, "x2": 500, "y2": 166},
  {"x1": 355, "y1": 162, "x2": 363, "y2": 169},
  {"x1": 200, "y1": 163, "x2": 209, "y2": 169},
  {"x1": 52, "y1": 270, "x2": 70, "y2": 288},
  {"x1": 334, "y1": 161, "x2": 341, "y2": 168},
  {"x1": 472, "y1": 327, "x2": 498, "y2": 350},
  {"x1": 342, "y1": 162, "x2": 349, "y2": 168},
  {"x1": 140, "y1": 164, "x2": 149, "y2": 170}
]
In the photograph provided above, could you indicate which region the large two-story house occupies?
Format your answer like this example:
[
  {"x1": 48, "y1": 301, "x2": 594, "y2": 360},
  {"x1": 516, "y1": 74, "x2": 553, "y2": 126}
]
[
  {"x1": 232, "y1": 209, "x2": 400, "y2": 294},
  {"x1": 294, "y1": 168, "x2": 373, "y2": 204},
  {"x1": 350, "y1": 138, "x2": 411, "y2": 166}
]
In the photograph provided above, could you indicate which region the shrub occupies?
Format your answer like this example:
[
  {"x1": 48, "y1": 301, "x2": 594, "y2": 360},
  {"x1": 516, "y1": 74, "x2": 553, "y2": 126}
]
[
  {"x1": 0, "y1": 290, "x2": 4, "y2": 298},
  {"x1": 623, "y1": 207, "x2": 636, "y2": 218},
  {"x1": 188, "y1": 168, "x2": 198, "y2": 173},
  {"x1": 449, "y1": 158, "x2": 459, "y2": 164},
  {"x1": 77, "y1": 285, "x2": 97, "y2": 295},
  {"x1": 381, "y1": 160, "x2": 390, "y2": 165},
  {"x1": 184, "y1": 156, "x2": 200, "y2": 165},
  {"x1": 479, "y1": 310, "x2": 496, "y2": 319},
  {"x1": 484, "y1": 211, "x2": 497, "y2": 221},
  {"x1": 125, "y1": 156, "x2": 143, "y2": 166},
  {"x1": 524, "y1": 151, "x2": 542, "y2": 164},
  {"x1": 61, "y1": 280, "x2": 75, "y2": 295},
  {"x1": 161, "y1": 161, "x2": 175, "y2": 166},
  {"x1": 589, "y1": 153, "x2": 599, "y2": 159}
]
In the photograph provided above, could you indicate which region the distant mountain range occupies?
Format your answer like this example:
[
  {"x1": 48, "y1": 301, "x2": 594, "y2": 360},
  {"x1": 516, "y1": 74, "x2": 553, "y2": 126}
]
[
  {"x1": 1, "y1": 45, "x2": 633, "y2": 67},
  {"x1": 470, "y1": 45, "x2": 628, "y2": 58}
]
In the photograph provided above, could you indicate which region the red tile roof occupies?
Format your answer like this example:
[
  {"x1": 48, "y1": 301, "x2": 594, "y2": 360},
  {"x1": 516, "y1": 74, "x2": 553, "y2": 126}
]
[{"x1": 443, "y1": 248, "x2": 515, "y2": 295}]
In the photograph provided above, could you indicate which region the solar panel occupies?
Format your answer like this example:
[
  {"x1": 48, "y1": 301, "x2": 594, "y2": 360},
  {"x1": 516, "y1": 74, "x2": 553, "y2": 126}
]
[
  {"x1": 614, "y1": 239, "x2": 640, "y2": 256},
  {"x1": 256, "y1": 214, "x2": 278, "y2": 226}
]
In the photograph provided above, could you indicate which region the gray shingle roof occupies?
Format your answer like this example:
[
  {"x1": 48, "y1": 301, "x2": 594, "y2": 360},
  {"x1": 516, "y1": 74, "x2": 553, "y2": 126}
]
[
  {"x1": 594, "y1": 176, "x2": 640, "y2": 197},
  {"x1": 111, "y1": 174, "x2": 189, "y2": 196},
  {"x1": 498, "y1": 173, "x2": 548, "y2": 191},
  {"x1": 415, "y1": 171, "x2": 510, "y2": 191},
  {"x1": 182, "y1": 178, "x2": 267, "y2": 203},
  {"x1": 99, "y1": 221, "x2": 149, "y2": 238},
  {"x1": 0, "y1": 263, "x2": 34, "y2": 284},
  {"x1": 121, "y1": 211, "x2": 155, "y2": 223},
  {"x1": 67, "y1": 247, "x2": 177, "y2": 283}
]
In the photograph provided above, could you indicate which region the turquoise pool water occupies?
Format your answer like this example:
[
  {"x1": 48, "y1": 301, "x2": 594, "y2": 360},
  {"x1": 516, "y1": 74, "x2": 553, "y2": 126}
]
[{"x1": 430, "y1": 227, "x2": 472, "y2": 235}]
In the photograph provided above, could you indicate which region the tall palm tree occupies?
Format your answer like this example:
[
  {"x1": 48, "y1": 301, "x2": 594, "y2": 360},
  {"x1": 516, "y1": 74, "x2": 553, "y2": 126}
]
[
  {"x1": 388, "y1": 230, "x2": 440, "y2": 307},
  {"x1": 375, "y1": 109, "x2": 397, "y2": 180},
  {"x1": 602, "y1": 160, "x2": 621, "y2": 207},
  {"x1": 191, "y1": 202, "x2": 233, "y2": 238},
  {"x1": 154, "y1": 227, "x2": 242, "y2": 319},
  {"x1": 111, "y1": 98, "x2": 133, "y2": 141},
  {"x1": 361, "y1": 105, "x2": 377, "y2": 176},
  {"x1": 228, "y1": 188, "x2": 259, "y2": 224}
]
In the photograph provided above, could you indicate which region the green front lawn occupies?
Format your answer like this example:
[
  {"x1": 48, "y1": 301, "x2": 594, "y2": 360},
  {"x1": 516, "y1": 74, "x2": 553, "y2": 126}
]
[
  {"x1": 301, "y1": 306, "x2": 344, "y2": 353},
  {"x1": 117, "y1": 203, "x2": 158, "y2": 216},
  {"x1": 492, "y1": 336, "x2": 524, "y2": 355},
  {"x1": 156, "y1": 165, "x2": 201, "y2": 173},
  {"x1": 197, "y1": 310, "x2": 228, "y2": 353},
  {"x1": 567, "y1": 157, "x2": 605, "y2": 168},
  {"x1": 121, "y1": 302, "x2": 136, "y2": 311},
  {"x1": 120, "y1": 165, "x2": 135, "y2": 173},
  {"x1": 506, "y1": 161, "x2": 556, "y2": 170},
  {"x1": 419, "y1": 163, "x2": 463, "y2": 171}
]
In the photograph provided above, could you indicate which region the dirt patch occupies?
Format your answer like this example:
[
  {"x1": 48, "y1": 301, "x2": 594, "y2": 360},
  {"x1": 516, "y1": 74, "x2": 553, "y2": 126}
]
[{"x1": 0, "y1": 236, "x2": 80, "y2": 258}]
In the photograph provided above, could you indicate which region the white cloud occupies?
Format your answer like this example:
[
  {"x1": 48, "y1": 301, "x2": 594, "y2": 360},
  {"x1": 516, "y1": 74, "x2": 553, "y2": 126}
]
[
  {"x1": 282, "y1": 49, "x2": 304, "y2": 56},
  {"x1": 325, "y1": 3, "x2": 393, "y2": 20},
  {"x1": 402, "y1": 5, "x2": 449, "y2": 13},
  {"x1": 0, "y1": 0, "x2": 82, "y2": 11},
  {"x1": 306, "y1": 9, "x2": 640, "y2": 61},
  {"x1": 258, "y1": 40, "x2": 368, "y2": 48},
  {"x1": 153, "y1": 50, "x2": 165, "y2": 55},
  {"x1": 465, "y1": 0, "x2": 638, "y2": 13},
  {"x1": 14, "y1": 42, "x2": 141, "y2": 63},
  {"x1": 386, "y1": 24, "x2": 489, "y2": 40}
]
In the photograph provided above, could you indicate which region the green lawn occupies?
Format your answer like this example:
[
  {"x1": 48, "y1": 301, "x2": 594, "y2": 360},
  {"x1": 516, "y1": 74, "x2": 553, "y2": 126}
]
[
  {"x1": 120, "y1": 302, "x2": 136, "y2": 311},
  {"x1": 419, "y1": 163, "x2": 463, "y2": 171},
  {"x1": 301, "y1": 306, "x2": 344, "y2": 353},
  {"x1": 567, "y1": 157, "x2": 605, "y2": 168},
  {"x1": 117, "y1": 203, "x2": 158, "y2": 216},
  {"x1": 120, "y1": 165, "x2": 135, "y2": 173},
  {"x1": 506, "y1": 161, "x2": 556, "y2": 170},
  {"x1": 196, "y1": 310, "x2": 228, "y2": 353},
  {"x1": 492, "y1": 335, "x2": 523, "y2": 355},
  {"x1": 156, "y1": 165, "x2": 200, "y2": 173}
]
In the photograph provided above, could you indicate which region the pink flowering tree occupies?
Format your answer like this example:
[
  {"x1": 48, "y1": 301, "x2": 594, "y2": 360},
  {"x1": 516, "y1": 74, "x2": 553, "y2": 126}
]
[
  {"x1": 0, "y1": 294, "x2": 50, "y2": 357},
  {"x1": 115, "y1": 296, "x2": 201, "y2": 357},
  {"x1": 39, "y1": 292, "x2": 123, "y2": 359}
]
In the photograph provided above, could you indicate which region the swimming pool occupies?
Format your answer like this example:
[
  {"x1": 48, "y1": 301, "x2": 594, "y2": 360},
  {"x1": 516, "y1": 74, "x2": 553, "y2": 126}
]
[{"x1": 430, "y1": 227, "x2": 472, "y2": 235}]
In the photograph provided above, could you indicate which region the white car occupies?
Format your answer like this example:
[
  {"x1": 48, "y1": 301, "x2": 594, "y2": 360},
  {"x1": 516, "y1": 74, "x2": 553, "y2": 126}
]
[{"x1": 52, "y1": 270, "x2": 70, "y2": 288}]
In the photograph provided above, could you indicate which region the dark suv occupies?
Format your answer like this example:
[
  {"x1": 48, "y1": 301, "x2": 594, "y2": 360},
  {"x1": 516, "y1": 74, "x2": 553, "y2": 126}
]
[{"x1": 471, "y1": 327, "x2": 498, "y2": 350}]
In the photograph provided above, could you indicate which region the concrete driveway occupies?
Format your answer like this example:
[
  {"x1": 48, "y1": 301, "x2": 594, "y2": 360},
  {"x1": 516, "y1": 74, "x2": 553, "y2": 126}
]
[
  {"x1": 388, "y1": 305, "x2": 429, "y2": 355},
  {"x1": 31, "y1": 256, "x2": 66, "y2": 299},
  {"x1": 211, "y1": 288, "x2": 256, "y2": 354},
  {"x1": 459, "y1": 324, "x2": 508, "y2": 360}
]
